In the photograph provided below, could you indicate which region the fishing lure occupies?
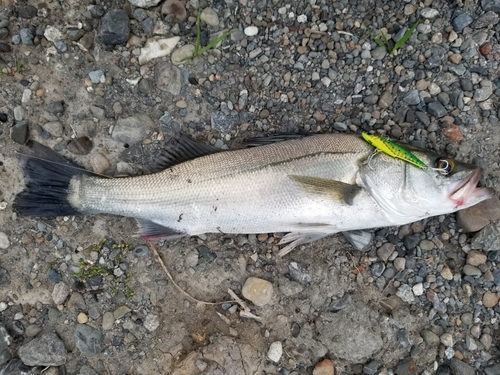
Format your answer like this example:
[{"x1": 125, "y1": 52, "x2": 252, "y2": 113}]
[{"x1": 362, "y1": 132, "x2": 428, "y2": 170}]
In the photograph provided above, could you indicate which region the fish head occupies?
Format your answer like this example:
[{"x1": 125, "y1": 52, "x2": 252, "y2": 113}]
[{"x1": 360, "y1": 144, "x2": 494, "y2": 223}]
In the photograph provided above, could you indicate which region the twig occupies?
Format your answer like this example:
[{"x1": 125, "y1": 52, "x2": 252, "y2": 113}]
[{"x1": 227, "y1": 289, "x2": 262, "y2": 322}]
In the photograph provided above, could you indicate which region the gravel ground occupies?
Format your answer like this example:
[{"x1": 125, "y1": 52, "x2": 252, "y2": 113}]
[{"x1": 1, "y1": 0, "x2": 500, "y2": 374}]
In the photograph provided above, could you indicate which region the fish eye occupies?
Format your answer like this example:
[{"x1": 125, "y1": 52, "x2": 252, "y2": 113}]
[{"x1": 434, "y1": 157, "x2": 455, "y2": 175}]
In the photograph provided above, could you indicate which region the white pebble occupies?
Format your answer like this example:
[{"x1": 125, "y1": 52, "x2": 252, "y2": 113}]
[
  {"x1": 0, "y1": 302, "x2": 8, "y2": 312},
  {"x1": 297, "y1": 14, "x2": 307, "y2": 23},
  {"x1": 21, "y1": 89, "x2": 31, "y2": 104},
  {"x1": 267, "y1": 341, "x2": 282, "y2": 362},
  {"x1": 0, "y1": 232, "x2": 10, "y2": 249},
  {"x1": 412, "y1": 283, "x2": 424, "y2": 296},
  {"x1": 244, "y1": 26, "x2": 258, "y2": 37},
  {"x1": 440, "y1": 332, "x2": 454, "y2": 347}
]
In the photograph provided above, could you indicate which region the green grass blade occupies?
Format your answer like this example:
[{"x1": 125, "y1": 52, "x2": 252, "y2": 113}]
[
  {"x1": 195, "y1": 8, "x2": 201, "y2": 55},
  {"x1": 392, "y1": 20, "x2": 419, "y2": 53},
  {"x1": 198, "y1": 30, "x2": 234, "y2": 55},
  {"x1": 380, "y1": 29, "x2": 390, "y2": 49},
  {"x1": 365, "y1": 25, "x2": 385, "y2": 48}
]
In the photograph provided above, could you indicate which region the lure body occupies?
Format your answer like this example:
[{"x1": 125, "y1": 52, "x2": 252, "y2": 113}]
[{"x1": 361, "y1": 132, "x2": 428, "y2": 170}]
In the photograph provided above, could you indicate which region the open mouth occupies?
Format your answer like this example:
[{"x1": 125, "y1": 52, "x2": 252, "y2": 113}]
[{"x1": 449, "y1": 168, "x2": 494, "y2": 206}]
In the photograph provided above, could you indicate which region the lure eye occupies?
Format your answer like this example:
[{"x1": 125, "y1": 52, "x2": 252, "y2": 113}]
[{"x1": 434, "y1": 157, "x2": 455, "y2": 175}]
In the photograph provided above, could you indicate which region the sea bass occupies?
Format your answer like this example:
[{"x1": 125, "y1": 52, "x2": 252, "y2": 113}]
[{"x1": 14, "y1": 134, "x2": 493, "y2": 256}]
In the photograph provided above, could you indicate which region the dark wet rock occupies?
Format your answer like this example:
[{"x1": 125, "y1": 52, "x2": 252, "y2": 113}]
[
  {"x1": 436, "y1": 364, "x2": 451, "y2": 375},
  {"x1": 0, "y1": 113, "x2": 6, "y2": 122},
  {"x1": 363, "y1": 360, "x2": 379, "y2": 375},
  {"x1": 44, "y1": 101, "x2": 65, "y2": 114},
  {"x1": 18, "y1": 333, "x2": 67, "y2": 366},
  {"x1": 154, "y1": 62, "x2": 182, "y2": 95},
  {"x1": 415, "y1": 111, "x2": 430, "y2": 126},
  {"x1": 112, "y1": 114, "x2": 155, "y2": 144},
  {"x1": 138, "y1": 78, "x2": 154, "y2": 95},
  {"x1": 427, "y1": 101, "x2": 447, "y2": 118},
  {"x1": 403, "y1": 234, "x2": 420, "y2": 250},
  {"x1": 67, "y1": 28, "x2": 85, "y2": 41},
  {"x1": 54, "y1": 40, "x2": 67, "y2": 53},
  {"x1": 66, "y1": 136, "x2": 93, "y2": 155},
  {"x1": 452, "y1": 12, "x2": 473, "y2": 33},
  {"x1": 457, "y1": 196, "x2": 500, "y2": 232},
  {"x1": 0, "y1": 359, "x2": 41, "y2": 375},
  {"x1": 74, "y1": 324, "x2": 102, "y2": 357},
  {"x1": 449, "y1": 358, "x2": 475, "y2": 375},
  {"x1": 10, "y1": 122, "x2": 29, "y2": 145},
  {"x1": 0, "y1": 42, "x2": 10, "y2": 52},
  {"x1": 48, "y1": 269, "x2": 62, "y2": 283},
  {"x1": 329, "y1": 293, "x2": 351, "y2": 312},
  {"x1": 19, "y1": 28, "x2": 34, "y2": 45},
  {"x1": 133, "y1": 245, "x2": 148, "y2": 257},
  {"x1": 100, "y1": 10, "x2": 130, "y2": 46},
  {"x1": 371, "y1": 262, "x2": 385, "y2": 277},
  {"x1": 481, "y1": 0, "x2": 500, "y2": 13},
  {"x1": 18, "y1": 6, "x2": 37, "y2": 19}
]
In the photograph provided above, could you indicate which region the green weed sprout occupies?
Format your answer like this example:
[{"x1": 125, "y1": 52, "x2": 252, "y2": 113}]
[{"x1": 367, "y1": 20, "x2": 419, "y2": 55}]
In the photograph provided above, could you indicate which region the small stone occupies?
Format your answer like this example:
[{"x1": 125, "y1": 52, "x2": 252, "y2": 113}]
[
  {"x1": 403, "y1": 89, "x2": 420, "y2": 105},
  {"x1": 427, "y1": 101, "x2": 447, "y2": 118},
  {"x1": 412, "y1": 283, "x2": 424, "y2": 296},
  {"x1": 155, "y1": 61, "x2": 182, "y2": 94},
  {"x1": 396, "y1": 284, "x2": 415, "y2": 304},
  {"x1": 441, "y1": 267, "x2": 453, "y2": 280},
  {"x1": 242, "y1": 277, "x2": 273, "y2": 306},
  {"x1": 74, "y1": 324, "x2": 102, "y2": 357},
  {"x1": 463, "y1": 264, "x2": 481, "y2": 276},
  {"x1": 259, "y1": 109, "x2": 270, "y2": 119},
  {"x1": 139, "y1": 37, "x2": 179, "y2": 65},
  {"x1": 0, "y1": 232, "x2": 10, "y2": 249},
  {"x1": 440, "y1": 332, "x2": 453, "y2": 347},
  {"x1": 472, "y1": 222, "x2": 500, "y2": 251},
  {"x1": 0, "y1": 268, "x2": 10, "y2": 285},
  {"x1": 144, "y1": 314, "x2": 159, "y2": 331},
  {"x1": 313, "y1": 358, "x2": 335, "y2": 375},
  {"x1": 457, "y1": 197, "x2": 500, "y2": 232},
  {"x1": 480, "y1": 42, "x2": 493, "y2": 56},
  {"x1": 18, "y1": 333, "x2": 67, "y2": 366},
  {"x1": 88, "y1": 70, "x2": 104, "y2": 84},
  {"x1": 19, "y1": 28, "x2": 34, "y2": 44},
  {"x1": 449, "y1": 53, "x2": 462, "y2": 64},
  {"x1": 404, "y1": 4, "x2": 417, "y2": 16},
  {"x1": 44, "y1": 101, "x2": 65, "y2": 114},
  {"x1": 112, "y1": 114, "x2": 154, "y2": 145},
  {"x1": 67, "y1": 137, "x2": 93, "y2": 155},
  {"x1": 419, "y1": 240, "x2": 435, "y2": 251},
  {"x1": 329, "y1": 293, "x2": 351, "y2": 312},
  {"x1": 421, "y1": 330, "x2": 439, "y2": 346},
  {"x1": 102, "y1": 312, "x2": 114, "y2": 330},
  {"x1": 480, "y1": 333, "x2": 492, "y2": 349},
  {"x1": 200, "y1": 8, "x2": 219, "y2": 27},
  {"x1": 466, "y1": 250, "x2": 487, "y2": 266},
  {"x1": 474, "y1": 80, "x2": 493, "y2": 102},
  {"x1": 483, "y1": 291, "x2": 499, "y2": 308},
  {"x1": 378, "y1": 91, "x2": 394, "y2": 109},
  {"x1": 394, "y1": 358, "x2": 417, "y2": 375},
  {"x1": 443, "y1": 124, "x2": 463, "y2": 141},
  {"x1": 449, "y1": 358, "x2": 475, "y2": 375},
  {"x1": 244, "y1": 26, "x2": 258, "y2": 36},
  {"x1": 77, "y1": 313, "x2": 88, "y2": 324},
  {"x1": 43, "y1": 121, "x2": 63, "y2": 137},
  {"x1": 113, "y1": 305, "x2": 131, "y2": 319},
  {"x1": 90, "y1": 153, "x2": 110, "y2": 174},
  {"x1": 313, "y1": 112, "x2": 326, "y2": 122},
  {"x1": 371, "y1": 46, "x2": 386, "y2": 60},
  {"x1": 100, "y1": 9, "x2": 130, "y2": 46},
  {"x1": 421, "y1": 8, "x2": 439, "y2": 18},
  {"x1": 267, "y1": 341, "x2": 282, "y2": 363},
  {"x1": 452, "y1": 12, "x2": 473, "y2": 33},
  {"x1": 52, "y1": 282, "x2": 70, "y2": 305},
  {"x1": 394, "y1": 257, "x2": 406, "y2": 271},
  {"x1": 171, "y1": 44, "x2": 195, "y2": 65},
  {"x1": 10, "y1": 121, "x2": 29, "y2": 144},
  {"x1": 161, "y1": 0, "x2": 187, "y2": 22},
  {"x1": 18, "y1": 5, "x2": 37, "y2": 19},
  {"x1": 128, "y1": 0, "x2": 162, "y2": 7}
]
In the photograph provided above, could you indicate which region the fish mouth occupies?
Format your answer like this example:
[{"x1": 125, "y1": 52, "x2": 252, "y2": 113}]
[{"x1": 449, "y1": 168, "x2": 494, "y2": 206}]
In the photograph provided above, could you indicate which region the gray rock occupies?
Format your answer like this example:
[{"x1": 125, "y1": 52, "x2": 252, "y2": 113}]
[
  {"x1": 403, "y1": 234, "x2": 420, "y2": 250},
  {"x1": 144, "y1": 314, "x2": 160, "y2": 331},
  {"x1": 415, "y1": 111, "x2": 430, "y2": 126},
  {"x1": 288, "y1": 261, "x2": 311, "y2": 284},
  {"x1": 473, "y1": 11, "x2": 499, "y2": 28},
  {"x1": 211, "y1": 111, "x2": 238, "y2": 133},
  {"x1": 316, "y1": 303, "x2": 383, "y2": 362},
  {"x1": 88, "y1": 70, "x2": 104, "y2": 84},
  {"x1": 378, "y1": 91, "x2": 394, "y2": 109},
  {"x1": 90, "y1": 105, "x2": 105, "y2": 119},
  {"x1": 54, "y1": 40, "x2": 67, "y2": 53},
  {"x1": 43, "y1": 121, "x2": 63, "y2": 137},
  {"x1": 485, "y1": 364, "x2": 500, "y2": 375},
  {"x1": 396, "y1": 284, "x2": 415, "y2": 303},
  {"x1": 403, "y1": 89, "x2": 420, "y2": 105},
  {"x1": 74, "y1": 324, "x2": 102, "y2": 357},
  {"x1": 0, "y1": 233, "x2": 9, "y2": 249},
  {"x1": 10, "y1": 121, "x2": 29, "y2": 144},
  {"x1": 421, "y1": 330, "x2": 439, "y2": 345},
  {"x1": 18, "y1": 333, "x2": 67, "y2": 366},
  {"x1": 427, "y1": 101, "x2": 447, "y2": 118},
  {"x1": 0, "y1": 268, "x2": 10, "y2": 285},
  {"x1": 471, "y1": 222, "x2": 500, "y2": 251},
  {"x1": 200, "y1": 8, "x2": 219, "y2": 27},
  {"x1": 481, "y1": 0, "x2": 500, "y2": 13},
  {"x1": 395, "y1": 358, "x2": 417, "y2": 375},
  {"x1": 474, "y1": 80, "x2": 493, "y2": 102},
  {"x1": 67, "y1": 28, "x2": 85, "y2": 41},
  {"x1": 457, "y1": 196, "x2": 500, "y2": 232},
  {"x1": 138, "y1": 78, "x2": 154, "y2": 95},
  {"x1": 100, "y1": 9, "x2": 130, "y2": 46},
  {"x1": 18, "y1": 6, "x2": 37, "y2": 19},
  {"x1": 449, "y1": 358, "x2": 475, "y2": 375},
  {"x1": 52, "y1": 282, "x2": 70, "y2": 305},
  {"x1": 363, "y1": 360, "x2": 379, "y2": 375},
  {"x1": 112, "y1": 114, "x2": 154, "y2": 144},
  {"x1": 0, "y1": 359, "x2": 40, "y2": 375},
  {"x1": 102, "y1": 312, "x2": 114, "y2": 330},
  {"x1": 452, "y1": 12, "x2": 473, "y2": 33},
  {"x1": 377, "y1": 243, "x2": 395, "y2": 262},
  {"x1": 128, "y1": 0, "x2": 162, "y2": 8},
  {"x1": 155, "y1": 62, "x2": 182, "y2": 95},
  {"x1": 19, "y1": 28, "x2": 34, "y2": 45},
  {"x1": 371, "y1": 46, "x2": 386, "y2": 60},
  {"x1": 420, "y1": 8, "x2": 439, "y2": 18},
  {"x1": 67, "y1": 137, "x2": 93, "y2": 155},
  {"x1": 0, "y1": 324, "x2": 12, "y2": 357},
  {"x1": 329, "y1": 293, "x2": 351, "y2": 312},
  {"x1": 44, "y1": 101, "x2": 65, "y2": 114}
]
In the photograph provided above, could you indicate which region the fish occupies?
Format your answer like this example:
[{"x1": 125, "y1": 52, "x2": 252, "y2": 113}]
[{"x1": 13, "y1": 134, "x2": 494, "y2": 256}]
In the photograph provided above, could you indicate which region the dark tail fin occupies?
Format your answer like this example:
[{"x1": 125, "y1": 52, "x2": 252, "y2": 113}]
[{"x1": 14, "y1": 141, "x2": 93, "y2": 217}]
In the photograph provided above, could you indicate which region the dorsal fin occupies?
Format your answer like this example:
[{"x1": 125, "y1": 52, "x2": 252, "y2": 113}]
[
  {"x1": 243, "y1": 133, "x2": 307, "y2": 147},
  {"x1": 153, "y1": 135, "x2": 222, "y2": 172}
]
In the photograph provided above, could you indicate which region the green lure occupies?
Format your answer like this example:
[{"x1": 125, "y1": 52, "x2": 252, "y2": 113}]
[{"x1": 362, "y1": 132, "x2": 428, "y2": 170}]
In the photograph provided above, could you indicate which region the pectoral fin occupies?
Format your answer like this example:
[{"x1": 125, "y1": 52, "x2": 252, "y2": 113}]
[{"x1": 290, "y1": 175, "x2": 361, "y2": 205}]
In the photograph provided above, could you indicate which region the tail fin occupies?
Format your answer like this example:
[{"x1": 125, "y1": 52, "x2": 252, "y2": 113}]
[{"x1": 14, "y1": 141, "x2": 93, "y2": 217}]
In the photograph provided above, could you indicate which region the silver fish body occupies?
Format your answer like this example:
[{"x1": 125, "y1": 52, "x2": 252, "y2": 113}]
[{"x1": 15, "y1": 134, "x2": 494, "y2": 254}]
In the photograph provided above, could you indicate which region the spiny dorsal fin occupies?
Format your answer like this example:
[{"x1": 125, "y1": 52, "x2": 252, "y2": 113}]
[
  {"x1": 243, "y1": 133, "x2": 306, "y2": 147},
  {"x1": 289, "y1": 175, "x2": 361, "y2": 205},
  {"x1": 153, "y1": 135, "x2": 222, "y2": 172}
]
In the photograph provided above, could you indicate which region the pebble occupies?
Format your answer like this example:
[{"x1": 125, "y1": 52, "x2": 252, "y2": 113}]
[
  {"x1": 457, "y1": 197, "x2": 500, "y2": 232},
  {"x1": 139, "y1": 37, "x2": 180, "y2": 65},
  {"x1": 396, "y1": 284, "x2": 415, "y2": 304},
  {"x1": 421, "y1": 8, "x2": 439, "y2": 18},
  {"x1": 412, "y1": 283, "x2": 424, "y2": 296},
  {"x1": 10, "y1": 121, "x2": 29, "y2": 144},
  {"x1": 442, "y1": 124, "x2": 463, "y2": 141},
  {"x1": 88, "y1": 70, "x2": 104, "y2": 84},
  {"x1": 43, "y1": 121, "x2": 63, "y2": 137},
  {"x1": 144, "y1": 314, "x2": 160, "y2": 331},
  {"x1": 421, "y1": 330, "x2": 439, "y2": 346},
  {"x1": 44, "y1": 101, "x2": 65, "y2": 114},
  {"x1": 427, "y1": 102, "x2": 447, "y2": 118},
  {"x1": 67, "y1": 137, "x2": 93, "y2": 155},
  {"x1": 128, "y1": 0, "x2": 162, "y2": 7},
  {"x1": 19, "y1": 28, "x2": 34, "y2": 44},
  {"x1": 0, "y1": 232, "x2": 9, "y2": 249},
  {"x1": 471, "y1": 222, "x2": 500, "y2": 251},
  {"x1": 449, "y1": 358, "x2": 475, "y2": 375},
  {"x1": 371, "y1": 46, "x2": 386, "y2": 60},
  {"x1": 200, "y1": 8, "x2": 219, "y2": 27},
  {"x1": 113, "y1": 305, "x2": 131, "y2": 319},
  {"x1": 419, "y1": 240, "x2": 435, "y2": 251},
  {"x1": 99, "y1": 9, "x2": 130, "y2": 46},
  {"x1": 452, "y1": 12, "x2": 473, "y2": 33},
  {"x1": 18, "y1": 333, "x2": 66, "y2": 366},
  {"x1": 171, "y1": 44, "x2": 195, "y2": 65},
  {"x1": 394, "y1": 257, "x2": 406, "y2": 271},
  {"x1": 440, "y1": 332, "x2": 453, "y2": 347},
  {"x1": 112, "y1": 114, "x2": 154, "y2": 145},
  {"x1": 463, "y1": 264, "x2": 481, "y2": 276},
  {"x1": 102, "y1": 312, "x2": 114, "y2": 330},
  {"x1": 440, "y1": 267, "x2": 453, "y2": 280},
  {"x1": 90, "y1": 153, "x2": 110, "y2": 174},
  {"x1": 313, "y1": 358, "x2": 335, "y2": 375},
  {"x1": 466, "y1": 250, "x2": 487, "y2": 266},
  {"x1": 267, "y1": 341, "x2": 282, "y2": 362},
  {"x1": 242, "y1": 277, "x2": 273, "y2": 306},
  {"x1": 244, "y1": 26, "x2": 258, "y2": 36},
  {"x1": 52, "y1": 282, "x2": 70, "y2": 305},
  {"x1": 394, "y1": 358, "x2": 417, "y2": 375},
  {"x1": 77, "y1": 313, "x2": 88, "y2": 324},
  {"x1": 483, "y1": 291, "x2": 499, "y2": 308},
  {"x1": 161, "y1": 0, "x2": 187, "y2": 22},
  {"x1": 74, "y1": 324, "x2": 102, "y2": 357},
  {"x1": 329, "y1": 293, "x2": 351, "y2": 312},
  {"x1": 155, "y1": 61, "x2": 182, "y2": 95},
  {"x1": 403, "y1": 90, "x2": 420, "y2": 105}
]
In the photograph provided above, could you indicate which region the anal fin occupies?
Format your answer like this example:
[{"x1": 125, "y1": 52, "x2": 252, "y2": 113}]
[
  {"x1": 135, "y1": 218, "x2": 186, "y2": 240},
  {"x1": 277, "y1": 232, "x2": 332, "y2": 257}
]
